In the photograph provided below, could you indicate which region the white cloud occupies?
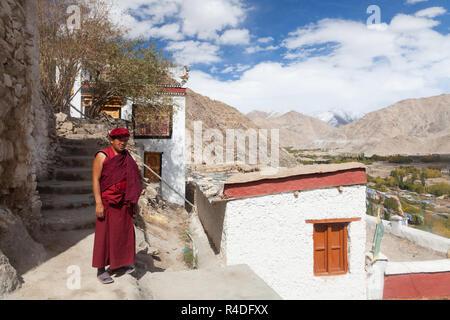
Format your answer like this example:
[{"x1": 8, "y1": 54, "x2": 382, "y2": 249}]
[
  {"x1": 219, "y1": 64, "x2": 251, "y2": 74},
  {"x1": 235, "y1": 64, "x2": 251, "y2": 72},
  {"x1": 209, "y1": 66, "x2": 219, "y2": 73},
  {"x1": 108, "y1": 0, "x2": 248, "y2": 43},
  {"x1": 108, "y1": 0, "x2": 183, "y2": 39},
  {"x1": 188, "y1": 12, "x2": 450, "y2": 115},
  {"x1": 165, "y1": 40, "x2": 221, "y2": 65},
  {"x1": 415, "y1": 6, "x2": 447, "y2": 18},
  {"x1": 245, "y1": 45, "x2": 279, "y2": 54},
  {"x1": 257, "y1": 36, "x2": 274, "y2": 43},
  {"x1": 389, "y1": 14, "x2": 440, "y2": 31},
  {"x1": 148, "y1": 23, "x2": 184, "y2": 41},
  {"x1": 221, "y1": 66, "x2": 235, "y2": 73},
  {"x1": 406, "y1": 0, "x2": 429, "y2": 4},
  {"x1": 218, "y1": 29, "x2": 250, "y2": 45},
  {"x1": 179, "y1": 0, "x2": 247, "y2": 40}
]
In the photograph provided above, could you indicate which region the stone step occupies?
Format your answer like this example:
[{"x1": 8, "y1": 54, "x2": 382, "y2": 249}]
[
  {"x1": 55, "y1": 167, "x2": 92, "y2": 181},
  {"x1": 59, "y1": 155, "x2": 94, "y2": 168},
  {"x1": 38, "y1": 180, "x2": 92, "y2": 195},
  {"x1": 57, "y1": 137, "x2": 107, "y2": 147},
  {"x1": 40, "y1": 193, "x2": 95, "y2": 210},
  {"x1": 59, "y1": 144, "x2": 101, "y2": 156},
  {"x1": 41, "y1": 206, "x2": 97, "y2": 232}
]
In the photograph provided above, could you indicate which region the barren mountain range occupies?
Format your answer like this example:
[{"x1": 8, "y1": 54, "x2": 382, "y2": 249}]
[
  {"x1": 247, "y1": 110, "x2": 336, "y2": 148},
  {"x1": 309, "y1": 94, "x2": 450, "y2": 156},
  {"x1": 187, "y1": 89, "x2": 450, "y2": 158},
  {"x1": 185, "y1": 89, "x2": 298, "y2": 167}
]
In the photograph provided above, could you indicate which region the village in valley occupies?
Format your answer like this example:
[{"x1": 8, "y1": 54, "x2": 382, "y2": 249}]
[
  {"x1": 286, "y1": 149, "x2": 450, "y2": 238},
  {"x1": 1, "y1": 0, "x2": 450, "y2": 304}
]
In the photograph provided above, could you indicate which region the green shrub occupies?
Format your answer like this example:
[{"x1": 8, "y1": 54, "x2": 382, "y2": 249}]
[
  {"x1": 427, "y1": 182, "x2": 450, "y2": 196},
  {"x1": 183, "y1": 249, "x2": 194, "y2": 268},
  {"x1": 384, "y1": 210, "x2": 391, "y2": 221},
  {"x1": 402, "y1": 204, "x2": 423, "y2": 214},
  {"x1": 371, "y1": 154, "x2": 387, "y2": 161},
  {"x1": 388, "y1": 155, "x2": 413, "y2": 164},
  {"x1": 410, "y1": 214, "x2": 424, "y2": 225},
  {"x1": 384, "y1": 198, "x2": 399, "y2": 211},
  {"x1": 422, "y1": 168, "x2": 442, "y2": 179},
  {"x1": 366, "y1": 203, "x2": 376, "y2": 217},
  {"x1": 420, "y1": 155, "x2": 441, "y2": 163},
  {"x1": 405, "y1": 183, "x2": 425, "y2": 194}
]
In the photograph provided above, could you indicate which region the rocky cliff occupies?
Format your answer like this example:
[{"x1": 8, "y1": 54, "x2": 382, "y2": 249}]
[{"x1": 0, "y1": 0, "x2": 54, "y2": 297}]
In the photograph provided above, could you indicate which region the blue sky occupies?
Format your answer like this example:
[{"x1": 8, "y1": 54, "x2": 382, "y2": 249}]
[{"x1": 109, "y1": 0, "x2": 450, "y2": 116}]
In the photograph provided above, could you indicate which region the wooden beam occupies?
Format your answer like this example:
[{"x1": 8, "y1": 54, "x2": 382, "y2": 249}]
[{"x1": 306, "y1": 218, "x2": 361, "y2": 224}]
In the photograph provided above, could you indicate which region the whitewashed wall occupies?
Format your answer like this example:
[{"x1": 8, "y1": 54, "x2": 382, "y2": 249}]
[
  {"x1": 221, "y1": 185, "x2": 367, "y2": 300},
  {"x1": 69, "y1": 72, "x2": 83, "y2": 118},
  {"x1": 121, "y1": 99, "x2": 133, "y2": 121},
  {"x1": 135, "y1": 96, "x2": 186, "y2": 205}
]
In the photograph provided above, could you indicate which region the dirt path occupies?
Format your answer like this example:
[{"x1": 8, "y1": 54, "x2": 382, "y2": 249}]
[
  {"x1": 4, "y1": 202, "x2": 224, "y2": 300},
  {"x1": 5, "y1": 229, "x2": 145, "y2": 300}
]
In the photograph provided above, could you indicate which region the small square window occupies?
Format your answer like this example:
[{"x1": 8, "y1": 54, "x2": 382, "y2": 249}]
[{"x1": 313, "y1": 222, "x2": 348, "y2": 276}]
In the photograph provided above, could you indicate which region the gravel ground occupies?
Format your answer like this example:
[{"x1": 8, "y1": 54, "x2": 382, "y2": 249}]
[{"x1": 366, "y1": 226, "x2": 447, "y2": 262}]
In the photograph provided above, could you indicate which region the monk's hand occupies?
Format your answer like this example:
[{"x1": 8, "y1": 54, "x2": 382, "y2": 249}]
[{"x1": 95, "y1": 203, "x2": 105, "y2": 220}]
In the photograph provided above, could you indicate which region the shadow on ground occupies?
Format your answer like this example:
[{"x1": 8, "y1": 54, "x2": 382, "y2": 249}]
[{"x1": 35, "y1": 228, "x2": 95, "y2": 263}]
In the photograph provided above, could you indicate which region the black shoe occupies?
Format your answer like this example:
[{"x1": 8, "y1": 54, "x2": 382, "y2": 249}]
[{"x1": 97, "y1": 271, "x2": 114, "y2": 284}]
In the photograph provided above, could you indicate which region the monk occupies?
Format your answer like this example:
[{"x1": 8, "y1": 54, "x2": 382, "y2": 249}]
[{"x1": 92, "y1": 127, "x2": 143, "y2": 284}]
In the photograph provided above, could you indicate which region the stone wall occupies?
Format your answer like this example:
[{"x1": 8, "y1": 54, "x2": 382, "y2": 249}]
[
  {"x1": 0, "y1": 0, "x2": 52, "y2": 296},
  {"x1": 0, "y1": 0, "x2": 55, "y2": 234}
]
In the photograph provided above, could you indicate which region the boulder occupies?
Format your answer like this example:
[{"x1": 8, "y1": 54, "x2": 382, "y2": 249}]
[
  {"x1": 55, "y1": 112, "x2": 68, "y2": 124},
  {"x1": 0, "y1": 249, "x2": 21, "y2": 298},
  {"x1": 0, "y1": 207, "x2": 47, "y2": 275}
]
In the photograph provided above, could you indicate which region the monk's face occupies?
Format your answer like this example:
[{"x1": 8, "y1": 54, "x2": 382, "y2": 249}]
[{"x1": 110, "y1": 137, "x2": 129, "y2": 153}]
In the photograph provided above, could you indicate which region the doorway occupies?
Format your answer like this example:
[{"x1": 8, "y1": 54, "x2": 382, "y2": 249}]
[{"x1": 144, "y1": 152, "x2": 163, "y2": 182}]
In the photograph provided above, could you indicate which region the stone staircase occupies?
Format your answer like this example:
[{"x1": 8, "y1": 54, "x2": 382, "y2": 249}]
[
  {"x1": 38, "y1": 137, "x2": 109, "y2": 232},
  {"x1": 8, "y1": 120, "x2": 281, "y2": 300}
]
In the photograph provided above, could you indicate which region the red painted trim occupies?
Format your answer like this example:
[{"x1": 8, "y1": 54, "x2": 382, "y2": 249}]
[
  {"x1": 383, "y1": 272, "x2": 450, "y2": 300},
  {"x1": 223, "y1": 168, "x2": 367, "y2": 200},
  {"x1": 159, "y1": 87, "x2": 186, "y2": 95}
]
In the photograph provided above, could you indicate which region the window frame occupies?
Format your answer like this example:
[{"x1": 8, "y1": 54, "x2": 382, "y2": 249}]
[
  {"x1": 144, "y1": 152, "x2": 163, "y2": 182},
  {"x1": 306, "y1": 218, "x2": 361, "y2": 277},
  {"x1": 132, "y1": 104, "x2": 174, "y2": 139}
]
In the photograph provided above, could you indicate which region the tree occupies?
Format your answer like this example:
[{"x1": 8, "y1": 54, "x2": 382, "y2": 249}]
[
  {"x1": 420, "y1": 171, "x2": 426, "y2": 187},
  {"x1": 427, "y1": 182, "x2": 450, "y2": 197},
  {"x1": 383, "y1": 198, "x2": 399, "y2": 211},
  {"x1": 38, "y1": 0, "x2": 174, "y2": 117}
]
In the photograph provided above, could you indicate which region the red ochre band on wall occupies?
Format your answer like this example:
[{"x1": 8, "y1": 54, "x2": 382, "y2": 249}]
[
  {"x1": 157, "y1": 86, "x2": 186, "y2": 95},
  {"x1": 223, "y1": 168, "x2": 367, "y2": 200}
]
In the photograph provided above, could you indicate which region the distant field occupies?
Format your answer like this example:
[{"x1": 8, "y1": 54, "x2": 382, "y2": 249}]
[{"x1": 286, "y1": 149, "x2": 450, "y2": 238}]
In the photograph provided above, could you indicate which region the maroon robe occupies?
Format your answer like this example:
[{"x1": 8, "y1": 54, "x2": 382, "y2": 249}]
[{"x1": 92, "y1": 146, "x2": 143, "y2": 270}]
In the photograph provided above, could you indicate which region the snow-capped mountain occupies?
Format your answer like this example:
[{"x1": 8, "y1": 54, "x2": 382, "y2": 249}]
[
  {"x1": 315, "y1": 109, "x2": 364, "y2": 127},
  {"x1": 246, "y1": 109, "x2": 293, "y2": 120}
]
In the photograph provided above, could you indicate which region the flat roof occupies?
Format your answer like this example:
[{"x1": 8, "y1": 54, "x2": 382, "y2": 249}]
[{"x1": 225, "y1": 162, "x2": 367, "y2": 185}]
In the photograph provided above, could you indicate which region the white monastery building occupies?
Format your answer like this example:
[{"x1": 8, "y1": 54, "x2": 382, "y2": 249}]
[
  {"x1": 70, "y1": 73, "x2": 187, "y2": 206},
  {"x1": 193, "y1": 162, "x2": 368, "y2": 299},
  {"x1": 133, "y1": 85, "x2": 187, "y2": 206}
]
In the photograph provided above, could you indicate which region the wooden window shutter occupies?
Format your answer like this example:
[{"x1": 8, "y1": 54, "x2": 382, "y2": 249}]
[
  {"x1": 327, "y1": 223, "x2": 347, "y2": 274},
  {"x1": 313, "y1": 222, "x2": 348, "y2": 276},
  {"x1": 313, "y1": 224, "x2": 328, "y2": 275}
]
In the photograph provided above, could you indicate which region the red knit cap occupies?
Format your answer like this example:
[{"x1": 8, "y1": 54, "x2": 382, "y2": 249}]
[{"x1": 109, "y1": 127, "x2": 130, "y2": 138}]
